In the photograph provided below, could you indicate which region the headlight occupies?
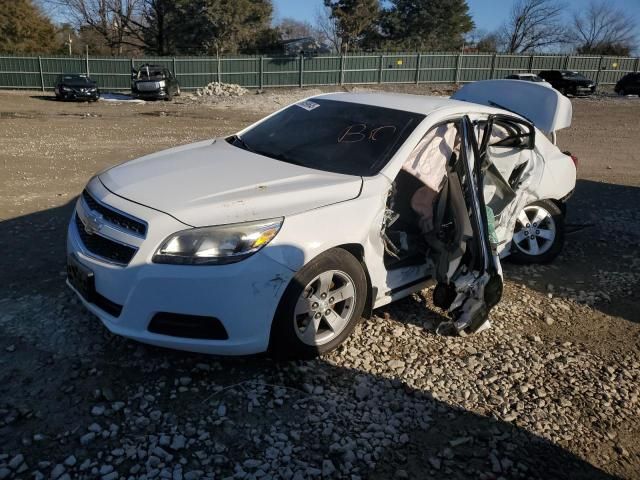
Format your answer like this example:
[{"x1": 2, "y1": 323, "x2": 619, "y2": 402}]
[
  {"x1": 61, "y1": 86, "x2": 72, "y2": 92},
  {"x1": 158, "y1": 80, "x2": 166, "y2": 88},
  {"x1": 153, "y1": 218, "x2": 283, "y2": 265}
]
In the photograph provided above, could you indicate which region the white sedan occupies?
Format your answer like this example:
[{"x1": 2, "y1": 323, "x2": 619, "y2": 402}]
[{"x1": 66, "y1": 80, "x2": 576, "y2": 358}]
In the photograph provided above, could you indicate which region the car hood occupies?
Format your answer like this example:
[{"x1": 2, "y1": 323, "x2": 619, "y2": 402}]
[
  {"x1": 63, "y1": 82, "x2": 97, "y2": 88},
  {"x1": 99, "y1": 139, "x2": 363, "y2": 227}
]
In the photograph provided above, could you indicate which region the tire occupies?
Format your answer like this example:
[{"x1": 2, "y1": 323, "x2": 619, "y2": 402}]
[
  {"x1": 269, "y1": 248, "x2": 367, "y2": 359},
  {"x1": 509, "y1": 199, "x2": 564, "y2": 264},
  {"x1": 619, "y1": 88, "x2": 626, "y2": 96}
]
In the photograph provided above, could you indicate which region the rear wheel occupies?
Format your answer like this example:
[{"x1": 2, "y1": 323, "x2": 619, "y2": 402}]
[
  {"x1": 269, "y1": 248, "x2": 367, "y2": 359},
  {"x1": 510, "y1": 199, "x2": 564, "y2": 264}
]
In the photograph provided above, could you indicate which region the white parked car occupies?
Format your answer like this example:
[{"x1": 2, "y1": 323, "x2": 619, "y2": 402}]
[
  {"x1": 505, "y1": 73, "x2": 552, "y2": 87},
  {"x1": 67, "y1": 80, "x2": 576, "y2": 358}
]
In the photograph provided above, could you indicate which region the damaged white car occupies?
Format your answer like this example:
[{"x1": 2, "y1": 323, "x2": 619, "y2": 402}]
[{"x1": 67, "y1": 80, "x2": 576, "y2": 358}]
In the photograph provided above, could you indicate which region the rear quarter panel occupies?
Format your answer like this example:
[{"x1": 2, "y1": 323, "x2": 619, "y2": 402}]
[{"x1": 534, "y1": 135, "x2": 576, "y2": 201}]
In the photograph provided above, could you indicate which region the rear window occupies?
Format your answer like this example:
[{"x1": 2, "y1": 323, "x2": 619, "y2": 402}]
[
  {"x1": 234, "y1": 99, "x2": 425, "y2": 176},
  {"x1": 137, "y1": 67, "x2": 167, "y2": 79}
]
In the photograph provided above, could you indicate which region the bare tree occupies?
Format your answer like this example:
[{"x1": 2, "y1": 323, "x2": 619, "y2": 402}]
[
  {"x1": 571, "y1": 1, "x2": 637, "y2": 54},
  {"x1": 276, "y1": 17, "x2": 315, "y2": 40},
  {"x1": 55, "y1": 0, "x2": 144, "y2": 54},
  {"x1": 498, "y1": 0, "x2": 567, "y2": 53},
  {"x1": 315, "y1": 4, "x2": 341, "y2": 53}
]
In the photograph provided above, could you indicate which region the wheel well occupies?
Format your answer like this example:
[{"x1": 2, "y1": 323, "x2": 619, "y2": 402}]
[
  {"x1": 335, "y1": 243, "x2": 375, "y2": 319},
  {"x1": 549, "y1": 198, "x2": 567, "y2": 216}
]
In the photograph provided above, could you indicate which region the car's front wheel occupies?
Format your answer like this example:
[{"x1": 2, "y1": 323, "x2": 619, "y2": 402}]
[
  {"x1": 269, "y1": 248, "x2": 367, "y2": 359},
  {"x1": 510, "y1": 199, "x2": 564, "y2": 264}
]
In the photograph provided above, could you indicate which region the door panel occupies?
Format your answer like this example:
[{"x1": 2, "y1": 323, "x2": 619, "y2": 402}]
[{"x1": 429, "y1": 116, "x2": 503, "y2": 335}]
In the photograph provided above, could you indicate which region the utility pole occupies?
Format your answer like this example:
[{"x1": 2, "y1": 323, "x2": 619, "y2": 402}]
[{"x1": 65, "y1": 33, "x2": 73, "y2": 57}]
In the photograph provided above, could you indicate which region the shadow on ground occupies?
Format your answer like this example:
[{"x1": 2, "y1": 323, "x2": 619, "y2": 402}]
[
  {"x1": 503, "y1": 179, "x2": 640, "y2": 326},
  {"x1": 0, "y1": 197, "x2": 625, "y2": 479}
]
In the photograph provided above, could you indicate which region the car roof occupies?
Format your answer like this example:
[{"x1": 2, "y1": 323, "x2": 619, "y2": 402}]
[{"x1": 311, "y1": 92, "x2": 507, "y2": 117}]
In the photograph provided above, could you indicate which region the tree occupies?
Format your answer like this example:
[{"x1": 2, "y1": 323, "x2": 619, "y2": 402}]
[
  {"x1": 324, "y1": 0, "x2": 380, "y2": 53},
  {"x1": 498, "y1": 0, "x2": 567, "y2": 53},
  {"x1": 0, "y1": 0, "x2": 57, "y2": 53},
  {"x1": 377, "y1": 0, "x2": 474, "y2": 51},
  {"x1": 276, "y1": 17, "x2": 315, "y2": 40},
  {"x1": 56, "y1": 0, "x2": 275, "y2": 55},
  {"x1": 314, "y1": 4, "x2": 341, "y2": 53},
  {"x1": 57, "y1": 0, "x2": 144, "y2": 55},
  {"x1": 475, "y1": 33, "x2": 500, "y2": 53},
  {"x1": 169, "y1": 0, "x2": 275, "y2": 54},
  {"x1": 571, "y1": 1, "x2": 636, "y2": 55}
]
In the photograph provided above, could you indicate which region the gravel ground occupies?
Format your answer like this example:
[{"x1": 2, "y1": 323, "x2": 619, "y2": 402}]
[{"x1": 0, "y1": 87, "x2": 639, "y2": 480}]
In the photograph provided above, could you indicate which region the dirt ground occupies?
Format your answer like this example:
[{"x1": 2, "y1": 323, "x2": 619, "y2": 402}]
[{"x1": 0, "y1": 87, "x2": 639, "y2": 480}]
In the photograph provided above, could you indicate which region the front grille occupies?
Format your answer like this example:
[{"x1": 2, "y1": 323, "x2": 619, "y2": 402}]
[
  {"x1": 136, "y1": 81, "x2": 161, "y2": 91},
  {"x1": 148, "y1": 313, "x2": 229, "y2": 340},
  {"x1": 75, "y1": 214, "x2": 137, "y2": 265},
  {"x1": 82, "y1": 190, "x2": 146, "y2": 236}
]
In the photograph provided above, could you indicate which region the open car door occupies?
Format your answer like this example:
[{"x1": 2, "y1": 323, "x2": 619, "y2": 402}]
[{"x1": 428, "y1": 116, "x2": 503, "y2": 335}]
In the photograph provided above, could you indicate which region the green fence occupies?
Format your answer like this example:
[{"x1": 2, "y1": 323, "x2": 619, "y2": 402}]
[{"x1": 1, "y1": 52, "x2": 638, "y2": 91}]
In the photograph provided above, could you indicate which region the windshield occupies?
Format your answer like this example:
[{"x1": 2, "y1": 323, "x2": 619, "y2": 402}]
[
  {"x1": 60, "y1": 75, "x2": 93, "y2": 85},
  {"x1": 137, "y1": 67, "x2": 166, "y2": 79},
  {"x1": 233, "y1": 99, "x2": 425, "y2": 176},
  {"x1": 562, "y1": 71, "x2": 588, "y2": 80}
]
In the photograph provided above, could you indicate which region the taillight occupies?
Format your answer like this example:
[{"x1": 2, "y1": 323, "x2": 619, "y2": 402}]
[
  {"x1": 570, "y1": 154, "x2": 578, "y2": 168},
  {"x1": 563, "y1": 151, "x2": 578, "y2": 168}
]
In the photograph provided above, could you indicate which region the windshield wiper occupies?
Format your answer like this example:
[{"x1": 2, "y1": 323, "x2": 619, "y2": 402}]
[
  {"x1": 228, "y1": 134, "x2": 255, "y2": 153},
  {"x1": 228, "y1": 136, "x2": 304, "y2": 167},
  {"x1": 257, "y1": 151, "x2": 304, "y2": 167}
]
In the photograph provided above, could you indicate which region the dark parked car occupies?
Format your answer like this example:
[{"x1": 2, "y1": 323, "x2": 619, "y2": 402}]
[
  {"x1": 131, "y1": 64, "x2": 180, "y2": 100},
  {"x1": 538, "y1": 70, "x2": 596, "y2": 96},
  {"x1": 614, "y1": 73, "x2": 640, "y2": 95},
  {"x1": 54, "y1": 74, "x2": 100, "y2": 101}
]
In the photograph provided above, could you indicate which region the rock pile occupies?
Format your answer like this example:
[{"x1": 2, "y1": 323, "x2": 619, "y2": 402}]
[{"x1": 195, "y1": 82, "x2": 248, "y2": 97}]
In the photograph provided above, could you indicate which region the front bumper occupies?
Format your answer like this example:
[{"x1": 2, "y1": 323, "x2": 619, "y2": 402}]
[
  {"x1": 573, "y1": 85, "x2": 596, "y2": 95},
  {"x1": 66, "y1": 182, "x2": 294, "y2": 355},
  {"x1": 59, "y1": 91, "x2": 100, "y2": 100},
  {"x1": 132, "y1": 89, "x2": 168, "y2": 99}
]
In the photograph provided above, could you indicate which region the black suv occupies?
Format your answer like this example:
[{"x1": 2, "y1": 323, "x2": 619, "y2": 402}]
[
  {"x1": 54, "y1": 74, "x2": 100, "y2": 101},
  {"x1": 131, "y1": 64, "x2": 180, "y2": 100},
  {"x1": 538, "y1": 70, "x2": 596, "y2": 96},
  {"x1": 614, "y1": 73, "x2": 640, "y2": 95}
]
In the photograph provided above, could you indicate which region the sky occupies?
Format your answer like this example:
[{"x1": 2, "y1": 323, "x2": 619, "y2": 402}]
[{"x1": 273, "y1": 0, "x2": 640, "y2": 38}]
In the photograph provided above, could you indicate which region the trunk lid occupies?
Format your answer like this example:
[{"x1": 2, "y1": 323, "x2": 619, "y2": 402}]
[{"x1": 451, "y1": 79, "x2": 572, "y2": 134}]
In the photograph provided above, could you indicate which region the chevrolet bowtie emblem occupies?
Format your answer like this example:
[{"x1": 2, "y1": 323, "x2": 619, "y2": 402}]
[{"x1": 84, "y1": 211, "x2": 104, "y2": 235}]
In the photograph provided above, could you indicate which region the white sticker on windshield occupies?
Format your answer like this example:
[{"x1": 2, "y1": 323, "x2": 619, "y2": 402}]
[{"x1": 295, "y1": 100, "x2": 320, "y2": 111}]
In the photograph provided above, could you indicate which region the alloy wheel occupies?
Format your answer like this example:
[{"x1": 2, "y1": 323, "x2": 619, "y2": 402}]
[
  {"x1": 513, "y1": 205, "x2": 557, "y2": 256},
  {"x1": 294, "y1": 270, "x2": 356, "y2": 346}
]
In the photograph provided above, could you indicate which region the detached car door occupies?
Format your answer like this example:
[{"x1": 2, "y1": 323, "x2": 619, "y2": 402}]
[{"x1": 430, "y1": 116, "x2": 503, "y2": 335}]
